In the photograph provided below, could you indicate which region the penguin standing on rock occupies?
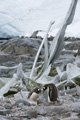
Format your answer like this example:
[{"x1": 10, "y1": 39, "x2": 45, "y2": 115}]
[
  {"x1": 27, "y1": 88, "x2": 41, "y2": 101},
  {"x1": 43, "y1": 83, "x2": 58, "y2": 103}
]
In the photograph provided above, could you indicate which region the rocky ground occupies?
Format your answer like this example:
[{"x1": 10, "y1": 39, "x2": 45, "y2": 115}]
[
  {"x1": 0, "y1": 36, "x2": 80, "y2": 120},
  {"x1": 0, "y1": 94, "x2": 80, "y2": 120}
]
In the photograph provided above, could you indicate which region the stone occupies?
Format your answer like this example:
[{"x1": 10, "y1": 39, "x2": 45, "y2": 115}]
[
  {"x1": 36, "y1": 105, "x2": 71, "y2": 116},
  {"x1": 12, "y1": 117, "x2": 20, "y2": 120},
  {"x1": 30, "y1": 116, "x2": 54, "y2": 120},
  {"x1": 25, "y1": 109, "x2": 37, "y2": 119},
  {"x1": 62, "y1": 113, "x2": 80, "y2": 120},
  {"x1": 0, "y1": 109, "x2": 11, "y2": 116},
  {"x1": 0, "y1": 115, "x2": 8, "y2": 120},
  {"x1": 65, "y1": 41, "x2": 80, "y2": 50},
  {"x1": 4, "y1": 103, "x2": 12, "y2": 109},
  {"x1": 0, "y1": 38, "x2": 43, "y2": 55}
]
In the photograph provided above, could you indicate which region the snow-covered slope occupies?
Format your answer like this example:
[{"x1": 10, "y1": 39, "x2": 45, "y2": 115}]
[{"x1": 0, "y1": 0, "x2": 80, "y2": 38}]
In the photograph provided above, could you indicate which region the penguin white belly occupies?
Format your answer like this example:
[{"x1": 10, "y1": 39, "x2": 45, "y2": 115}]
[
  {"x1": 48, "y1": 95, "x2": 50, "y2": 102},
  {"x1": 29, "y1": 92, "x2": 38, "y2": 101},
  {"x1": 47, "y1": 88, "x2": 51, "y2": 102}
]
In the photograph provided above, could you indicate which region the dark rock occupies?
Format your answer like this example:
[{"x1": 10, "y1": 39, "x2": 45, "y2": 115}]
[
  {"x1": 48, "y1": 36, "x2": 54, "y2": 41},
  {"x1": 77, "y1": 113, "x2": 80, "y2": 118},
  {"x1": 0, "y1": 109, "x2": 11, "y2": 116},
  {"x1": 64, "y1": 37, "x2": 80, "y2": 41}
]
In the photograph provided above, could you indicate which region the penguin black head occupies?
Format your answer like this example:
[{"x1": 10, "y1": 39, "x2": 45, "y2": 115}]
[
  {"x1": 43, "y1": 83, "x2": 53, "y2": 91},
  {"x1": 43, "y1": 85, "x2": 48, "y2": 93},
  {"x1": 27, "y1": 87, "x2": 41, "y2": 101},
  {"x1": 33, "y1": 88, "x2": 41, "y2": 94}
]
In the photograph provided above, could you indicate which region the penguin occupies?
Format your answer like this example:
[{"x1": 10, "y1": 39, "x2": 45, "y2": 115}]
[
  {"x1": 74, "y1": 49, "x2": 80, "y2": 57},
  {"x1": 30, "y1": 30, "x2": 42, "y2": 38},
  {"x1": 27, "y1": 88, "x2": 41, "y2": 101},
  {"x1": 42, "y1": 83, "x2": 58, "y2": 102}
]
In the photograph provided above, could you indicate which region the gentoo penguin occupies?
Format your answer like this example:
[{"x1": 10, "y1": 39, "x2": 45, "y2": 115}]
[
  {"x1": 43, "y1": 83, "x2": 58, "y2": 102},
  {"x1": 74, "y1": 49, "x2": 80, "y2": 57},
  {"x1": 30, "y1": 30, "x2": 42, "y2": 38},
  {"x1": 27, "y1": 88, "x2": 41, "y2": 101}
]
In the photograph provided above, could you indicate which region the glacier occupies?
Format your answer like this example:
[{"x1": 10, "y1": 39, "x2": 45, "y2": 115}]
[{"x1": 0, "y1": 0, "x2": 80, "y2": 38}]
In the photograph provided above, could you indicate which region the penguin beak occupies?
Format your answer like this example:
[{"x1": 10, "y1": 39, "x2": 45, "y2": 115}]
[
  {"x1": 42, "y1": 89, "x2": 45, "y2": 93},
  {"x1": 41, "y1": 89, "x2": 45, "y2": 93},
  {"x1": 40, "y1": 89, "x2": 43, "y2": 94}
]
